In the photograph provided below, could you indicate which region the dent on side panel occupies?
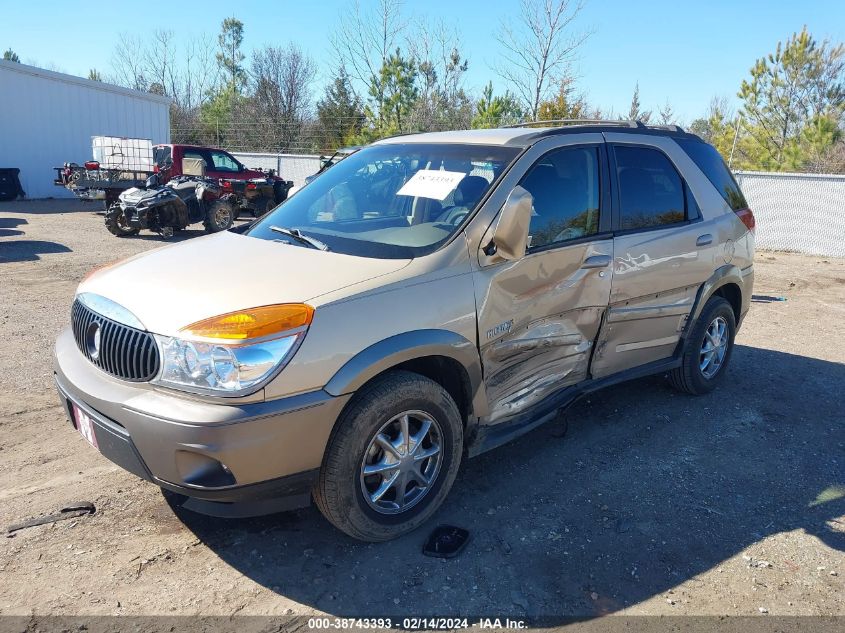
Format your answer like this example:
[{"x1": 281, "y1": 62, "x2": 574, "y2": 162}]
[
  {"x1": 483, "y1": 308, "x2": 601, "y2": 422},
  {"x1": 590, "y1": 285, "x2": 697, "y2": 377},
  {"x1": 475, "y1": 241, "x2": 611, "y2": 424}
]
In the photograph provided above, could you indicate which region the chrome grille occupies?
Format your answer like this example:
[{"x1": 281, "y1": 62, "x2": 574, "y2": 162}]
[{"x1": 70, "y1": 299, "x2": 159, "y2": 382}]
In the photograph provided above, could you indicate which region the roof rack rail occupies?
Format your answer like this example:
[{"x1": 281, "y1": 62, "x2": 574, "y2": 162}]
[
  {"x1": 502, "y1": 119, "x2": 645, "y2": 129},
  {"x1": 645, "y1": 123, "x2": 686, "y2": 133},
  {"x1": 503, "y1": 119, "x2": 686, "y2": 133}
]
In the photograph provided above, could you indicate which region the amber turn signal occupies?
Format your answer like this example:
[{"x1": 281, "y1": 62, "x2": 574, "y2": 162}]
[{"x1": 180, "y1": 304, "x2": 314, "y2": 341}]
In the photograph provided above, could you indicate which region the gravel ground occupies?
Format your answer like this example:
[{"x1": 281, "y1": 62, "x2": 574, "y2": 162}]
[{"x1": 0, "y1": 199, "x2": 843, "y2": 619}]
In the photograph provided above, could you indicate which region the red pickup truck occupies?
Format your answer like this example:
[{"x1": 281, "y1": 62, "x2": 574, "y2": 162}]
[{"x1": 56, "y1": 142, "x2": 292, "y2": 213}]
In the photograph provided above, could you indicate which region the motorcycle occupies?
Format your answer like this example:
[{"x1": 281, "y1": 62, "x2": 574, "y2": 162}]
[{"x1": 104, "y1": 174, "x2": 236, "y2": 238}]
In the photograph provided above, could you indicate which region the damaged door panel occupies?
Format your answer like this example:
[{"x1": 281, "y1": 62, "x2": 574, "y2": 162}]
[
  {"x1": 590, "y1": 284, "x2": 698, "y2": 377},
  {"x1": 481, "y1": 305, "x2": 604, "y2": 423},
  {"x1": 473, "y1": 141, "x2": 612, "y2": 428}
]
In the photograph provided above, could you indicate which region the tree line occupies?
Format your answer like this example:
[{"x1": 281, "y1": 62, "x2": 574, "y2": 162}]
[{"x1": 4, "y1": 2, "x2": 844, "y2": 173}]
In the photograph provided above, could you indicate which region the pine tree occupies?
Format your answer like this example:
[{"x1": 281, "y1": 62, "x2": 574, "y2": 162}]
[
  {"x1": 316, "y1": 67, "x2": 365, "y2": 151},
  {"x1": 738, "y1": 27, "x2": 845, "y2": 170},
  {"x1": 3, "y1": 48, "x2": 20, "y2": 62},
  {"x1": 625, "y1": 82, "x2": 651, "y2": 123}
]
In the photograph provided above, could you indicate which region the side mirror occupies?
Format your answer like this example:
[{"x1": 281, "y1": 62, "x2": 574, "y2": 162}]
[{"x1": 486, "y1": 185, "x2": 533, "y2": 261}]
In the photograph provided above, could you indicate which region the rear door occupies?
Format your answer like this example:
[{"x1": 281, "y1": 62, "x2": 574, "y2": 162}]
[
  {"x1": 590, "y1": 134, "x2": 717, "y2": 378},
  {"x1": 473, "y1": 135, "x2": 613, "y2": 424}
]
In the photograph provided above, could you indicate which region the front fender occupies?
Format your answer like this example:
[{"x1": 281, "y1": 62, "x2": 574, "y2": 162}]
[{"x1": 323, "y1": 329, "x2": 488, "y2": 417}]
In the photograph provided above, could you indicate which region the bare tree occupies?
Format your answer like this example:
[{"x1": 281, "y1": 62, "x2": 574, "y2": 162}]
[
  {"x1": 331, "y1": 0, "x2": 406, "y2": 127},
  {"x1": 406, "y1": 18, "x2": 471, "y2": 130},
  {"x1": 248, "y1": 44, "x2": 318, "y2": 150},
  {"x1": 111, "y1": 33, "x2": 147, "y2": 91},
  {"x1": 495, "y1": 0, "x2": 590, "y2": 119}
]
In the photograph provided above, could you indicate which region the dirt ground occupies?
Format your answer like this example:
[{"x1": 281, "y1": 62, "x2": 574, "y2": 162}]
[{"x1": 0, "y1": 199, "x2": 843, "y2": 619}]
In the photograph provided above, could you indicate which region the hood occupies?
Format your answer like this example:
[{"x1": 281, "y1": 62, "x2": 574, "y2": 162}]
[{"x1": 78, "y1": 231, "x2": 410, "y2": 336}]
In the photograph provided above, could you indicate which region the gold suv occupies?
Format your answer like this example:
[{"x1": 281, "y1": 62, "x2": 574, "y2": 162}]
[{"x1": 54, "y1": 121, "x2": 755, "y2": 541}]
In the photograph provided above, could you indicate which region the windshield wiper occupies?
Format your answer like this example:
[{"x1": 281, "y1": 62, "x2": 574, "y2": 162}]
[{"x1": 269, "y1": 226, "x2": 330, "y2": 251}]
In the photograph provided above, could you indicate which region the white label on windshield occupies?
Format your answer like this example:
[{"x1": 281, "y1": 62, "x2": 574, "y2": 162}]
[{"x1": 397, "y1": 170, "x2": 466, "y2": 201}]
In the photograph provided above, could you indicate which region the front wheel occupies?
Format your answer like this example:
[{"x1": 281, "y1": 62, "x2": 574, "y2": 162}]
[
  {"x1": 104, "y1": 204, "x2": 139, "y2": 237},
  {"x1": 314, "y1": 371, "x2": 463, "y2": 542},
  {"x1": 669, "y1": 296, "x2": 736, "y2": 395},
  {"x1": 203, "y1": 200, "x2": 235, "y2": 233}
]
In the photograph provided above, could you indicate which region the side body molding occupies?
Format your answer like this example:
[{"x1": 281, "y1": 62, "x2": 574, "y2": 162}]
[{"x1": 323, "y1": 329, "x2": 489, "y2": 418}]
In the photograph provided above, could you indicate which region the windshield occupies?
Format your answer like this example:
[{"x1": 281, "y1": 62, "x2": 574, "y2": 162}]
[{"x1": 246, "y1": 143, "x2": 520, "y2": 258}]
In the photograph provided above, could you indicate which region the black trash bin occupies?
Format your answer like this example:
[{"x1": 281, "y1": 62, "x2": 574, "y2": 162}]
[{"x1": 0, "y1": 168, "x2": 25, "y2": 201}]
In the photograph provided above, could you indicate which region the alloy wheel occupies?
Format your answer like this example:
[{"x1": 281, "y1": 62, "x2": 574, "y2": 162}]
[
  {"x1": 359, "y1": 410, "x2": 443, "y2": 515},
  {"x1": 700, "y1": 315, "x2": 729, "y2": 379}
]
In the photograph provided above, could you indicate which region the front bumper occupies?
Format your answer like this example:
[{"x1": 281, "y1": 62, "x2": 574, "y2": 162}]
[{"x1": 54, "y1": 327, "x2": 350, "y2": 516}]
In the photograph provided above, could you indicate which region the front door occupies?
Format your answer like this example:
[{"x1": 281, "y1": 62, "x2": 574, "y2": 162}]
[{"x1": 473, "y1": 141, "x2": 613, "y2": 425}]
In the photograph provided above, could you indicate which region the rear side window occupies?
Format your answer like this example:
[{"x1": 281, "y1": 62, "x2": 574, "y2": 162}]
[
  {"x1": 183, "y1": 150, "x2": 209, "y2": 168},
  {"x1": 675, "y1": 138, "x2": 748, "y2": 211},
  {"x1": 519, "y1": 146, "x2": 601, "y2": 250},
  {"x1": 614, "y1": 146, "x2": 685, "y2": 230}
]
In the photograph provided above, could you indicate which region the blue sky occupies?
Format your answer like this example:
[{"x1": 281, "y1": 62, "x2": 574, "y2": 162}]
[{"x1": 3, "y1": 0, "x2": 844, "y2": 123}]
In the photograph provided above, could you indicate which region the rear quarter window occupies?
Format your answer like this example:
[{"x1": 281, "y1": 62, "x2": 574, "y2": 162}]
[{"x1": 675, "y1": 138, "x2": 748, "y2": 211}]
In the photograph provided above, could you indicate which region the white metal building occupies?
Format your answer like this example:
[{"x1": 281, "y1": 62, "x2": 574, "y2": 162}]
[{"x1": 0, "y1": 60, "x2": 170, "y2": 199}]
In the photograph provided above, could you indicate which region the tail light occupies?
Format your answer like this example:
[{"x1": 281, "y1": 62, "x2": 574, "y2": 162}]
[
  {"x1": 84, "y1": 161, "x2": 100, "y2": 170},
  {"x1": 246, "y1": 182, "x2": 257, "y2": 190},
  {"x1": 734, "y1": 208, "x2": 755, "y2": 233},
  {"x1": 221, "y1": 180, "x2": 233, "y2": 192},
  {"x1": 153, "y1": 164, "x2": 160, "y2": 174}
]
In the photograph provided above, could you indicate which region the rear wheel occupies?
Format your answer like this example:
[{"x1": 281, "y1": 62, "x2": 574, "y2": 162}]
[
  {"x1": 314, "y1": 371, "x2": 463, "y2": 542},
  {"x1": 669, "y1": 296, "x2": 736, "y2": 395},
  {"x1": 104, "y1": 204, "x2": 139, "y2": 237},
  {"x1": 252, "y1": 196, "x2": 274, "y2": 218},
  {"x1": 203, "y1": 200, "x2": 235, "y2": 233}
]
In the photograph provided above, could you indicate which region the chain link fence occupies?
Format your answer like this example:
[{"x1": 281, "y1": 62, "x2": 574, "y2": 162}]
[{"x1": 734, "y1": 170, "x2": 845, "y2": 258}]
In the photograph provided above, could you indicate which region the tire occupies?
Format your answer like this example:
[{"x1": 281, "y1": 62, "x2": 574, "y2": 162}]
[
  {"x1": 273, "y1": 181, "x2": 289, "y2": 204},
  {"x1": 104, "y1": 204, "x2": 139, "y2": 237},
  {"x1": 669, "y1": 296, "x2": 736, "y2": 395},
  {"x1": 203, "y1": 200, "x2": 235, "y2": 233},
  {"x1": 314, "y1": 370, "x2": 463, "y2": 542},
  {"x1": 252, "y1": 196, "x2": 274, "y2": 218}
]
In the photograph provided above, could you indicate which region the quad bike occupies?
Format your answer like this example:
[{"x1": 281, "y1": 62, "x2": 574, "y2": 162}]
[
  {"x1": 222, "y1": 177, "x2": 293, "y2": 219},
  {"x1": 104, "y1": 174, "x2": 235, "y2": 238}
]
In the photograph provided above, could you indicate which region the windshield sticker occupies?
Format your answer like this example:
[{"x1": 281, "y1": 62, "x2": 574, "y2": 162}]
[{"x1": 397, "y1": 169, "x2": 466, "y2": 201}]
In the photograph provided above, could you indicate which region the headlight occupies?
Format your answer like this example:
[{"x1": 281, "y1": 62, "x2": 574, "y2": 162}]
[{"x1": 153, "y1": 303, "x2": 313, "y2": 395}]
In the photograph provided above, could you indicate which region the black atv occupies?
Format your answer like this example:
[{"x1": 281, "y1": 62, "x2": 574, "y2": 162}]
[{"x1": 104, "y1": 175, "x2": 235, "y2": 238}]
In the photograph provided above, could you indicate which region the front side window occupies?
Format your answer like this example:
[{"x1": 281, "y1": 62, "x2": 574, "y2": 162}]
[
  {"x1": 519, "y1": 146, "x2": 601, "y2": 250},
  {"x1": 246, "y1": 143, "x2": 520, "y2": 259},
  {"x1": 210, "y1": 150, "x2": 242, "y2": 172},
  {"x1": 615, "y1": 146, "x2": 686, "y2": 230}
]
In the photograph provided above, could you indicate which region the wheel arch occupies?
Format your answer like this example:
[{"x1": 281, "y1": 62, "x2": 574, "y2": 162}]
[
  {"x1": 324, "y1": 329, "x2": 488, "y2": 424},
  {"x1": 683, "y1": 264, "x2": 745, "y2": 341}
]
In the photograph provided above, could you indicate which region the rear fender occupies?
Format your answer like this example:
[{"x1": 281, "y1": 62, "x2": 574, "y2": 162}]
[{"x1": 681, "y1": 264, "x2": 745, "y2": 343}]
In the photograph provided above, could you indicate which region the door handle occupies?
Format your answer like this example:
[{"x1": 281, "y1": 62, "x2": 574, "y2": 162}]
[
  {"x1": 696, "y1": 234, "x2": 713, "y2": 246},
  {"x1": 581, "y1": 254, "x2": 611, "y2": 269}
]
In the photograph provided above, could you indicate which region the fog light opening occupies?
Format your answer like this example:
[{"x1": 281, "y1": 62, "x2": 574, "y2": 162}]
[{"x1": 176, "y1": 450, "x2": 237, "y2": 488}]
